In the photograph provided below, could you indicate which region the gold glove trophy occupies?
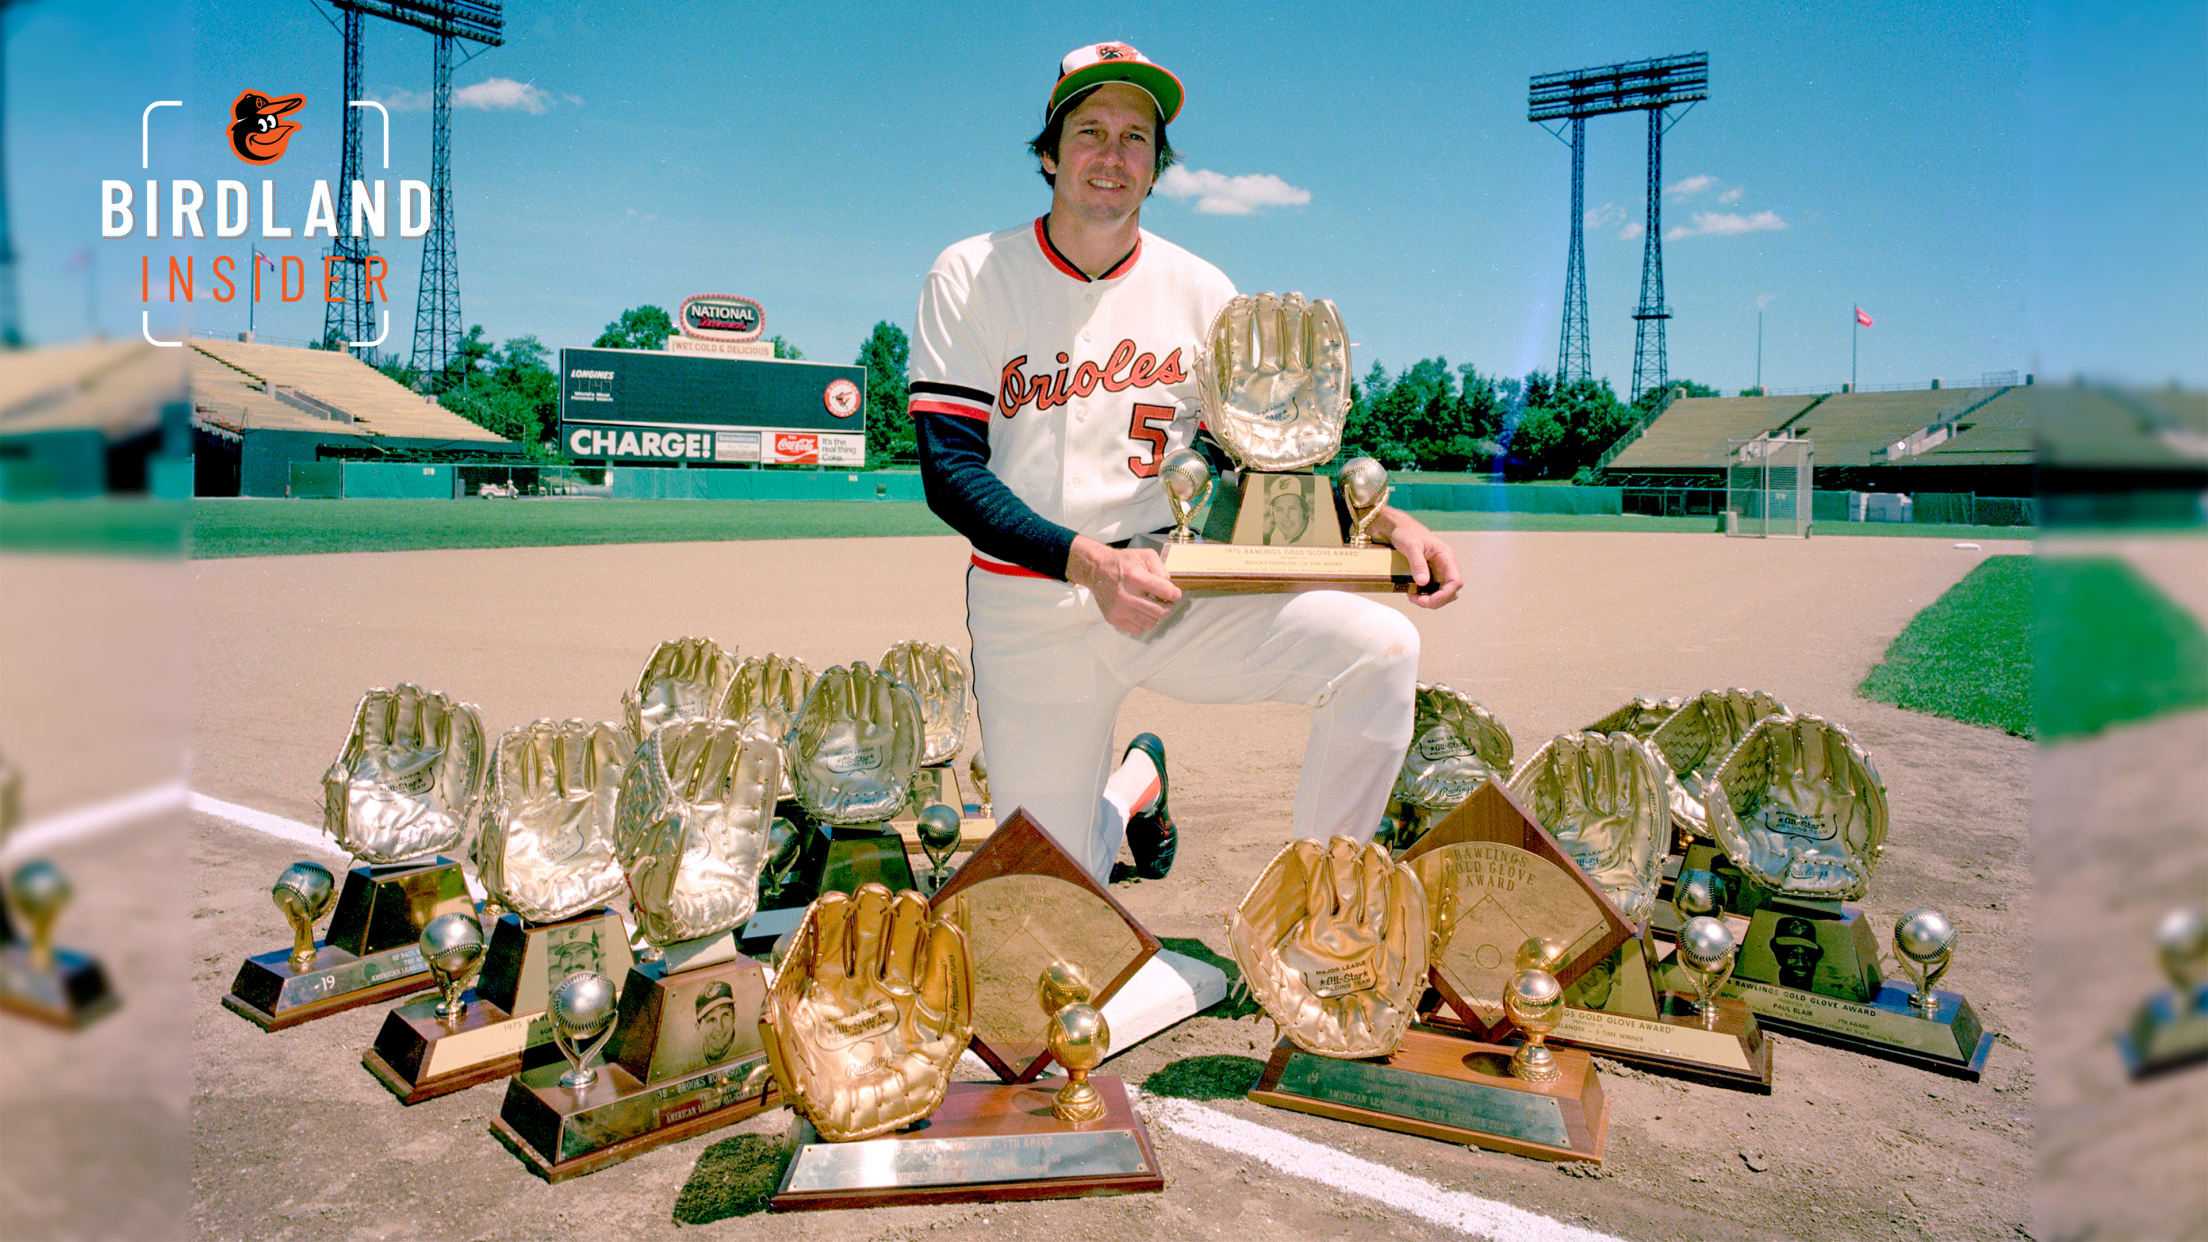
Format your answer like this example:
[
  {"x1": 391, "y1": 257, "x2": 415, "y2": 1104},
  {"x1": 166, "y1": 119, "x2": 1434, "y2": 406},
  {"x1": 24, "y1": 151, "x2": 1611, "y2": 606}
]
[
  {"x1": 1238, "y1": 833, "x2": 1609, "y2": 1163},
  {"x1": 621, "y1": 636, "x2": 739, "y2": 744},
  {"x1": 1645, "y1": 688, "x2": 1789, "y2": 935},
  {"x1": 1130, "y1": 292, "x2": 1411, "y2": 593},
  {"x1": 881, "y1": 641, "x2": 990, "y2": 842},
  {"x1": 741, "y1": 663, "x2": 925, "y2": 956},
  {"x1": 224, "y1": 683, "x2": 484, "y2": 1029},
  {"x1": 0, "y1": 754, "x2": 119, "y2": 1028},
  {"x1": 1505, "y1": 732, "x2": 1772, "y2": 1090},
  {"x1": 494, "y1": 719, "x2": 780, "y2": 1180},
  {"x1": 721, "y1": 651, "x2": 818, "y2": 945},
  {"x1": 364, "y1": 719, "x2": 634, "y2": 1102},
  {"x1": 2118, "y1": 906, "x2": 2208, "y2": 1077},
  {"x1": 766, "y1": 878, "x2": 1163, "y2": 1210},
  {"x1": 1381, "y1": 684, "x2": 1515, "y2": 850},
  {"x1": 1688, "y1": 712, "x2": 1995, "y2": 1079}
]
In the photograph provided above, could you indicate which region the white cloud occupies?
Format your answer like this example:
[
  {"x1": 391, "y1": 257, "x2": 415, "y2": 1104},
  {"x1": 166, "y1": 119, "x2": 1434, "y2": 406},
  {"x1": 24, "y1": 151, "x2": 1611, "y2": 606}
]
[
  {"x1": 1619, "y1": 220, "x2": 1645, "y2": 241},
  {"x1": 1665, "y1": 174, "x2": 1716, "y2": 199},
  {"x1": 455, "y1": 78, "x2": 556, "y2": 112},
  {"x1": 1717, "y1": 185, "x2": 1743, "y2": 203},
  {"x1": 1666, "y1": 210, "x2": 1787, "y2": 240},
  {"x1": 1584, "y1": 202, "x2": 1643, "y2": 241},
  {"x1": 369, "y1": 86, "x2": 431, "y2": 112},
  {"x1": 1156, "y1": 166, "x2": 1311, "y2": 215}
]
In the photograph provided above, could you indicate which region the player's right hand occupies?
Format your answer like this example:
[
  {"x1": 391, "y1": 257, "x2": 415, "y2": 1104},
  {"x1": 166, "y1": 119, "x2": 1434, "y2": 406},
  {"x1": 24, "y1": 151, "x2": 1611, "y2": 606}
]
[{"x1": 1068, "y1": 537, "x2": 1181, "y2": 637}]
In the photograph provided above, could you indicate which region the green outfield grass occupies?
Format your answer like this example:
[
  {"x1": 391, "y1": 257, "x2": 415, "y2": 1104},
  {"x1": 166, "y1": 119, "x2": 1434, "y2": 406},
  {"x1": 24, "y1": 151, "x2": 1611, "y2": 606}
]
[{"x1": 1858, "y1": 553, "x2": 2208, "y2": 739}]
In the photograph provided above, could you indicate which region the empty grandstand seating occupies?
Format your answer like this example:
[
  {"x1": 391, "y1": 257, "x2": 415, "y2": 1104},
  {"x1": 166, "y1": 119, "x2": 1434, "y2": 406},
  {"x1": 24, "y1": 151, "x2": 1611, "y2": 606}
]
[
  {"x1": 189, "y1": 338, "x2": 506, "y2": 443},
  {"x1": 1777, "y1": 387, "x2": 2003, "y2": 468},
  {"x1": 1, "y1": 341, "x2": 183, "y2": 437},
  {"x1": 1604, "y1": 393, "x2": 1817, "y2": 472},
  {"x1": 1893, "y1": 387, "x2": 2032, "y2": 468}
]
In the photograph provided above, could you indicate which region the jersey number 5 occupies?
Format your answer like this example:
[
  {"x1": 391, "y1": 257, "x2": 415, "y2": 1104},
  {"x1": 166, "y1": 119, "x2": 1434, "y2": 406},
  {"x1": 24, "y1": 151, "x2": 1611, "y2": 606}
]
[{"x1": 1125, "y1": 403, "x2": 1175, "y2": 479}]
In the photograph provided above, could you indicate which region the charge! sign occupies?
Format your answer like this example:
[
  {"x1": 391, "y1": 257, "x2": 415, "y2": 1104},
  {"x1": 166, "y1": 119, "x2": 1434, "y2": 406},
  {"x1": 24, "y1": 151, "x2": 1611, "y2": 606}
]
[{"x1": 679, "y1": 294, "x2": 764, "y2": 342}]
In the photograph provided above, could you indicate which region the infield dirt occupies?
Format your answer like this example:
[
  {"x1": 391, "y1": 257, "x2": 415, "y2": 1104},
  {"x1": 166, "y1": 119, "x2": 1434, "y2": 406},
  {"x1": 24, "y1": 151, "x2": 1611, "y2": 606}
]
[{"x1": 9, "y1": 530, "x2": 2054, "y2": 1240}]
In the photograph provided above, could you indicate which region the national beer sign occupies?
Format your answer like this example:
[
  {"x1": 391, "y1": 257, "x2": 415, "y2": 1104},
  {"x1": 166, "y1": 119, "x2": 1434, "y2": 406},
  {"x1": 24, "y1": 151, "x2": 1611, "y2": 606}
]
[{"x1": 680, "y1": 293, "x2": 764, "y2": 342}]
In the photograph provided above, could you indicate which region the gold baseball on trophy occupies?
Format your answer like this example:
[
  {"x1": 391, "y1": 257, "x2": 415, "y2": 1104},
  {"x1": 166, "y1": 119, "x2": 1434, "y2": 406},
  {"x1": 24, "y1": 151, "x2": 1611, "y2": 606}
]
[
  {"x1": 968, "y1": 749, "x2": 991, "y2": 813},
  {"x1": 1672, "y1": 868, "x2": 1725, "y2": 924},
  {"x1": 1894, "y1": 909, "x2": 1956, "y2": 1015},
  {"x1": 1514, "y1": 935, "x2": 1568, "y2": 974},
  {"x1": 1037, "y1": 960, "x2": 1094, "y2": 1016},
  {"x1": 1502, "y1": 965, "x2": 1564, "y2": 1083},
  {"x1": 1046, "y1": 1001, "x2": 1111, "y2": 1124},
  {"x1": 1160, "y1": 448, "x2": 1212, "y2": 543},
  {"x1": 420, "y1": 911, "x2": 486, "y2": 1021},
  {"x1": 1338, "y1": 455, "x2": 1391, "y2": 547},
  {"x1": 11, "y1": 860, "x2": 70, "y2": 974},
  {"x1": 1677, "y1": 914, "x2": 1738, "y2": 1027},
  {"x1": 551, "y1": 970, "x2": 618, "y2": 1090},
  {"x1": 2156, "y1": 907, "x2": 2208, "y2": 1003},
  {"x1": 271, "y1": 861, "x2": 336, "y2": 974},
  {"x1": 917, "y1": 803, "x2": 962, "y2": 892}
]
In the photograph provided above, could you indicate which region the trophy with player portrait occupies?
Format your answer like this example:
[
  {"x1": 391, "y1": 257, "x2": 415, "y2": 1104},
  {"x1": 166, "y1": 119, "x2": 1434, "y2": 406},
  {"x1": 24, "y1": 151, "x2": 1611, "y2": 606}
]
[
  {"x1": 1686, "y1": 712, "x2": 1994, "y2": 1079},
  {"x1": 492, "y1": 718, "x2": 778, "y2": 1180},
  {"x1": 1236, "y1": 832, "x2": 1610, "y2": 1163},
  {"x1": 223, "y1": 683, "x2": 484, "y2": 1030},
  {"x1": 0, "y1": 753, "x2": 118, "y2": 1029},
  {"x1": 364, "y1": 719, "x2": 634, "y2": 1102},
  {"x1": 1503, "y1": 732, "x2": 1772, "y2": 1089},
  {"x1": 1131, "y1": 292, "x2": 1411, "y2": 593},
  {"x1": 1382, "y1": 684, "x2": 1515, "y2": 850}
]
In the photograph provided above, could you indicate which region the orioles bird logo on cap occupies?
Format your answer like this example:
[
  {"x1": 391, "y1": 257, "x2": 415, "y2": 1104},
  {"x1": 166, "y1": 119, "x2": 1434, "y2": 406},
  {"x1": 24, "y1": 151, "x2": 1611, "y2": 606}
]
[{"x1": 229, "y1": 90, "x2": 305, "y2": 165}]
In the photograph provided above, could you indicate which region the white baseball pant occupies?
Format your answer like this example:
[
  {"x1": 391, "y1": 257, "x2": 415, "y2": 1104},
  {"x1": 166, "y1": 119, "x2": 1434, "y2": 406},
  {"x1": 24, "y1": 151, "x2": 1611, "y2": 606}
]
[{"x1": 965, "y1": 571, "x2": 1420, "y2": 881}]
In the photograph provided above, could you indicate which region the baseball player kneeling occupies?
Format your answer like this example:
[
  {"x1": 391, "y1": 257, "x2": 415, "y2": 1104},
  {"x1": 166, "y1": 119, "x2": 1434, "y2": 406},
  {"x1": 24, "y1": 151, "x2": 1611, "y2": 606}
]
[{"x1": 908, "y1": 41, "x2": 1463, "y2": 883}]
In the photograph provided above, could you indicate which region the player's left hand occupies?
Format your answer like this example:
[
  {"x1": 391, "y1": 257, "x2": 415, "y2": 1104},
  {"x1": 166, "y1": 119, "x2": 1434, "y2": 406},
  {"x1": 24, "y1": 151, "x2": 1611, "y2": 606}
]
[{"x1": 1370, "y1": 508, "x2": 1462, "y2": 608}]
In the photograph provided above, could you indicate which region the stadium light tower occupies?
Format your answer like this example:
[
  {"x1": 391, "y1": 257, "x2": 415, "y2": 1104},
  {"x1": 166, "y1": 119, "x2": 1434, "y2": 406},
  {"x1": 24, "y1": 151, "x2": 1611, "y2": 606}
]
[
  {"x1": 0, "y1": 0, "x2": 27, "y2": 348},
  {"x1": 1529, "y1": 53, "x2": 1708, "y2": 399},
  {"x1": 316, "y1": 1, "x2": 503, "y2": 366}
]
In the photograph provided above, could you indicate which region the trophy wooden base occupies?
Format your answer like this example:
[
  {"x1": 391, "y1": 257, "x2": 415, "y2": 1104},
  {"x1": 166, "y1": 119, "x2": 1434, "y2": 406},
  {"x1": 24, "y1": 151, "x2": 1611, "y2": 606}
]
[
  {"x1": 360, "y1": 906, "x2": 632, "y2": 1098},
  {"x1": 0, "y1": 944, "x2": 119, "y2": 1030},
  {"x1": 1131, "y1": 533, "x2": 1411, "y2": 595},
  {"x1": 2118, "y1": 987, "x2": 2208, "y2": 1079},
  {"x1": 493, "y1": 1055, "x2": 777, "y2": 1183},
  {"x1": 1248, "y1": 1028, "x2": 1607, "y2": 1163},
  {"x1": 1721, "y1": 976, "x2": 1995, "y2": 1081},
  {"x1": 770, "y1": 1075, "x2": 1162, "y2": 1211},
  {"x1": 1425, "y1": 994, "x2": 1773, "y2": 1093},
  {"x1": 222, "y1": 938, "x2": 432, "y2": 1031}
]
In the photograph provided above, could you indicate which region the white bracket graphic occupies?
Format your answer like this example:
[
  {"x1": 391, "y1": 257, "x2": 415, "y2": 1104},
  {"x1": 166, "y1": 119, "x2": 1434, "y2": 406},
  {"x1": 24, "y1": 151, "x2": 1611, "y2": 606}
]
[
  {"x1": 141, "y1": 311, "x2": 182, "y2": 348},
  {"x1": 142, "y1": 100, "x2": 182, "y2": 169},
  {"x1": 348, "y1": 310, "x2": 390, "y2": 350},
  {"x1": 350, "y1": 100, "x2": 390, "y2": 169}
]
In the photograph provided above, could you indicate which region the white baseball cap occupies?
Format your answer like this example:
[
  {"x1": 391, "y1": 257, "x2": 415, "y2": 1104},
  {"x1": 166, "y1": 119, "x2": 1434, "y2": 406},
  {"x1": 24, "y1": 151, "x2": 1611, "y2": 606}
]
[{"x1": 1046, "y1": 41, "x2": 1183, "y2": 125}]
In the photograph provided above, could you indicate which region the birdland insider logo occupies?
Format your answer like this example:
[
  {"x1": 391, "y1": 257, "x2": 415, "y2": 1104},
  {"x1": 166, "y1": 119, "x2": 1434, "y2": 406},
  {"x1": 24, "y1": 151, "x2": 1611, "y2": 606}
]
[
  {"x1": 110, "y1": 90, "x2": 433, "y2": 333},
  {"x1": 680, "y1": 294, "x2": 765, "y2": 342}
]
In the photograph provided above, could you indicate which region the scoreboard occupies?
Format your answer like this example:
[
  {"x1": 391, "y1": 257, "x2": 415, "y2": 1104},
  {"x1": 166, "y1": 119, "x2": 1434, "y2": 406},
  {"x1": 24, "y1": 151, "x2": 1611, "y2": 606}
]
[{"x1": 558, "y1": 347, "x2": 867, "y2": 466}]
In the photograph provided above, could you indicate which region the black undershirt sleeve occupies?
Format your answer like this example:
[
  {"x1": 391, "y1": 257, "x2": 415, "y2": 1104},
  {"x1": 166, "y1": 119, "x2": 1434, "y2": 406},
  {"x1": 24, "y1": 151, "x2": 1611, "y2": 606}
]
[{"x1": 915, "y1": 412, "x2": 1078, "y2": 580}]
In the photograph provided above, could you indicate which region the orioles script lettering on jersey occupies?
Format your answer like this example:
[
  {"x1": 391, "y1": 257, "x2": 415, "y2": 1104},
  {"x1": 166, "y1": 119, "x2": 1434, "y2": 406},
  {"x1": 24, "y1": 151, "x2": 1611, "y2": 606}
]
[{"x1": 997, "y1": 341, "x2": 1189, "y2": 418}]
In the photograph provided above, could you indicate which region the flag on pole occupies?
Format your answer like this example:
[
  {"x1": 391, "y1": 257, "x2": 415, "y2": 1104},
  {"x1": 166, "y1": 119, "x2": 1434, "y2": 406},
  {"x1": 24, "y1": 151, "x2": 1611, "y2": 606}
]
[
  {"x1": 1855, "y1": 307, "x2": 1875, "y2": 328},
  {"x1": 253, "y1": 248, "x2": 276, "y2": 271}
]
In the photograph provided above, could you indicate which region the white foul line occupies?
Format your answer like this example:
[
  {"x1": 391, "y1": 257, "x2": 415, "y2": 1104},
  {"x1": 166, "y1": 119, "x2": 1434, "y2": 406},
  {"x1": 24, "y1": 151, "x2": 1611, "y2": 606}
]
[
  {"x1": 1136, "y1": 1091, "x2": 1631, "y2": 1242},
  {"x1": 186, "y1": 791, "x2": 346, "y2": 857},
  {"x1": 3, "y1": 781, "x2": 187, "y2": 859}
]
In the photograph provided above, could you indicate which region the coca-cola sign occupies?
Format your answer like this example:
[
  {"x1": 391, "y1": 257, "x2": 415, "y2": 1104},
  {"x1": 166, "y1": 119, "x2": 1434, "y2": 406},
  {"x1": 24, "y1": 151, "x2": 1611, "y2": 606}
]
[{"x1": 679, "y1": 294, "x2": 764, "y2": 342}]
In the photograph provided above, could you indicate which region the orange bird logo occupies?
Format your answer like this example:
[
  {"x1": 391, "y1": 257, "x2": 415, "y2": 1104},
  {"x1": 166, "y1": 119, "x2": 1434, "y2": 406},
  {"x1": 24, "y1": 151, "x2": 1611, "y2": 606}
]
[{"x1": 229, "y1": 91, "x2": 304, "y2": 164}]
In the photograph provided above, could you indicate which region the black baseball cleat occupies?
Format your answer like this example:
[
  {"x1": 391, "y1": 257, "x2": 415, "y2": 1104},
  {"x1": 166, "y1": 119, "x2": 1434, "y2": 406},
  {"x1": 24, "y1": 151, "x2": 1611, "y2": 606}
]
[{"x1": 1121, "y1": 732, "x2": 1176, "y2": 880}]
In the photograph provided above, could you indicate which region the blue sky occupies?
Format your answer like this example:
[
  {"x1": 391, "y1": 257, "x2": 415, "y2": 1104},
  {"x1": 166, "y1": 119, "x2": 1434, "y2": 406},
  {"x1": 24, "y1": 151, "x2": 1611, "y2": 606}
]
[{"x1": 10, "y1": 0, "x2": 2204, "y2": 389}]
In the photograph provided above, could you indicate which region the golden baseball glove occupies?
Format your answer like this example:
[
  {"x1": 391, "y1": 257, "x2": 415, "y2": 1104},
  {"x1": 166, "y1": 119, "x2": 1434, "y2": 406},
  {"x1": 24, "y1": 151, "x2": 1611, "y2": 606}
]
[
  {"x1": 1196, "y1": 292, "x2": 1351, "y2": 471},
  {"x1": 878, "y1": 640, "x2": 970, "y2": 767},
  {"x1": 1229, "y1": 836, "x2": 1429, "y2": 1059},
  {"x1": 474, "y1": 719, "x2": 631, "y2": 923},
  {"x1": 1647, "y1": 687, "x2": 1788, "y2": 838},
  {"x1": 1705, "y1": 713, "x2": 1889, "y2": 902},
  {"x1": 1508, "y1": 731, "x2": 1669, "y2": 926},
  {"x1": 762, "y1": 885, "x2": 973, "y2": 1141},
  {"x1": 323, "y1": 682, "x2": 487, "y2": 864},
  {"x1": 621, "y1": 636, "x2": 738, "y2": 743},
  {"x1": 789, "y1": 662, "x2": 924, "y2": 826},
  {"x1": 1393, "y1": 683, "x2": 1515, "y2": 811},
  {"x1": 1583, "y1": 695, "x2": 1684, "y2": 739},
  {"x1": 614, "y1": 718, "x2": 779, "y2": 944},
  {"x1": 723, "y1": 652, "x2": 816, "y2": 798}
]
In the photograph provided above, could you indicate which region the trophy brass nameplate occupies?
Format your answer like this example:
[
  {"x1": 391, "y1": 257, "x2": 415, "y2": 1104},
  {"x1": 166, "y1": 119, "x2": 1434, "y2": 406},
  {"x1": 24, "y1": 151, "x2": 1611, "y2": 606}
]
[
  {"x1": 1133, "y1": 534, "x2": 1412, "y2": 595},
  {"x1": 1398, "y1": 781, "x2": 1634, "y2": 1039},
  {"x1": 1249, "y1": 1027, "x2": 1606, "y2": 1163},
  {"x1": 930, "y1": 808, "x2": 1160, "y2": 1081},
  {"x1": 1718, "y1": 975, "x2": 1993, "y2": 1080},
  {"x1": 1732, "y1": 901, "x2": 1884, "y2": 1003},
  {"x1": 770, "y1": 1075, "x2": 1162, "y2": 1210},
  {"x1": 494, "y1": 1054, "x2": 776, "y2": 1181},
  {"x1": 223, "y1": 940, "x2": 431, "y2": 1031},
  {"x1": 0, "y1": 944, "x2": 119, "y2": 1030},
  {"x1": 363, "y1": 908, "x2": 631, "y2": 1102}
]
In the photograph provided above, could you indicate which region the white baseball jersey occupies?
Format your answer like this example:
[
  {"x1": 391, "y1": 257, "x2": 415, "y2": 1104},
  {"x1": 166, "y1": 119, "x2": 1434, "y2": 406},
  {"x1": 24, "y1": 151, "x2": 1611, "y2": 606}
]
[{"x1": 908, "y1": 217, "x2": 1237, "y2": 577}]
